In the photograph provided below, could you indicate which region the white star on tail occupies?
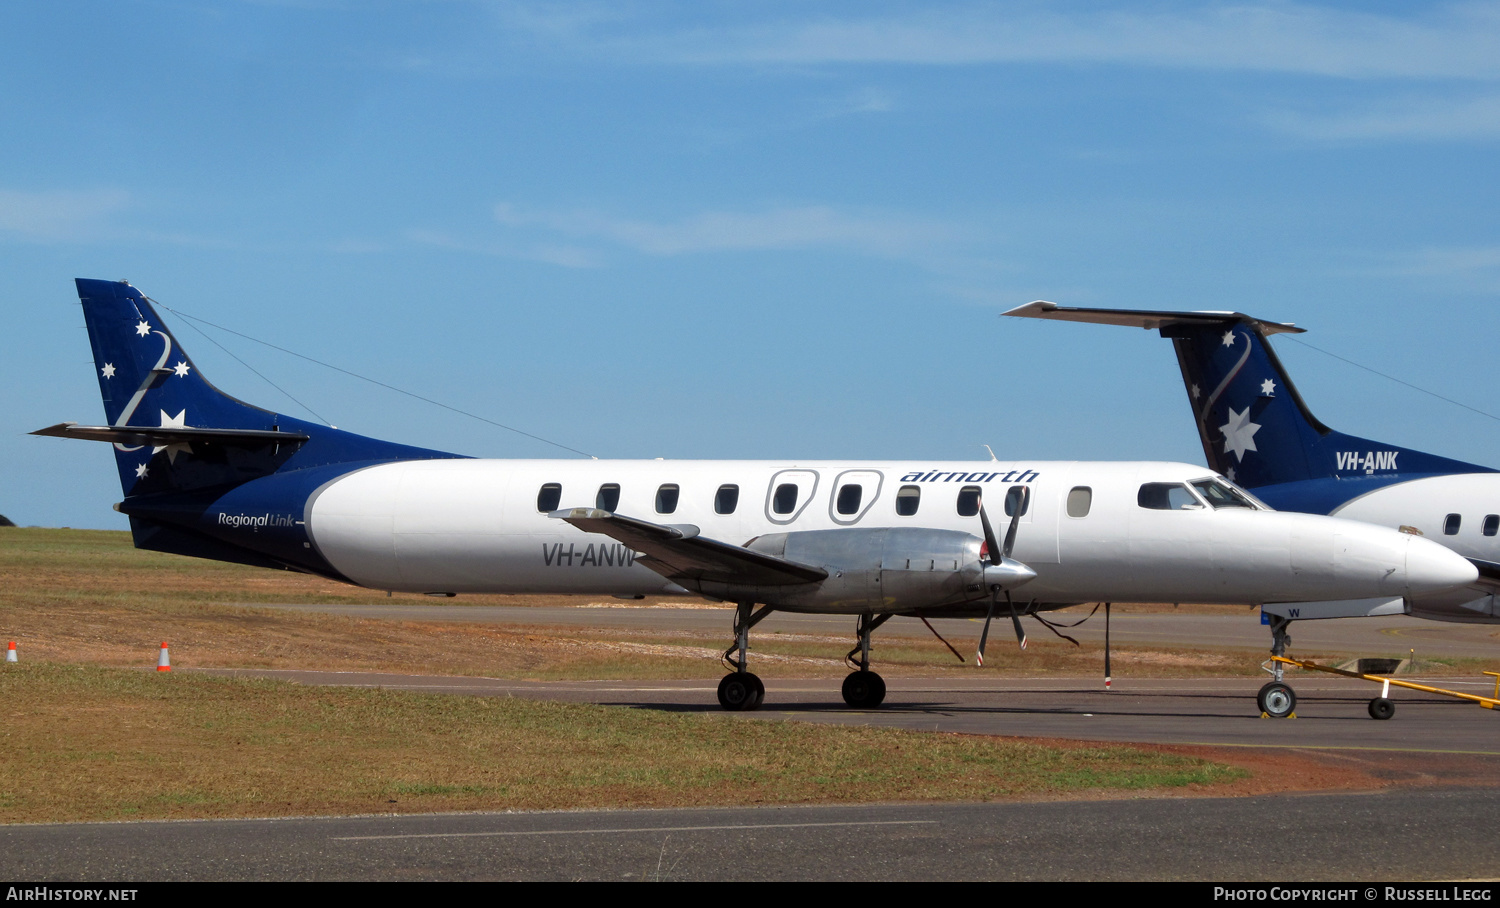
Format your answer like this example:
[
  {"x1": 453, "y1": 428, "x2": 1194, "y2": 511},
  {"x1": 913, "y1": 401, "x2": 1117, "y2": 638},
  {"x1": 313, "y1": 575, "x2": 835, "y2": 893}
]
[
  {"x1": 135, "y1": 462, "x2": 149, "y2": 479},
  {"x1": 1222, "y1": 329, "x2": 1236, "y2": 347},
  {"x1": 153, "y1": 409, "x2": 191, "y2": 464},
  {"x1": 101, "y1": 363, "x2": 116, "y2": 379},
  {"x1": 1261, "y1": 378, "x2": 1275, "y2": 396},
  {"x1": 135, "y1": 321, "x2": 152, "y2": 337},
  {"x1": 1219, "y1": 406, "x2": 1262, "y2": 462},
  {"x1": 173, "y1": 361, "x2": 191, "y2": 377}
]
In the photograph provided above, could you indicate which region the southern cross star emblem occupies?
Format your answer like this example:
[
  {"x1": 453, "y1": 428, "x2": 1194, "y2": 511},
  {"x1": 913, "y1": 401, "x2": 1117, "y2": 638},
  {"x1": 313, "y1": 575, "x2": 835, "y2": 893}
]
[
  {"x1": 135, "y1": 463, "x2": 149, "y2": 479},
  {"x1": 135, "y1": 320, "x2": 151, "y2": 337},
  {"x1": 1261, "y1": 378, "x2": 1275, "y2": 396},
  {"x1": 173, "y1": 361, "x2": 191, "y2": 378},
  {"x1": 1190, "y1": 383, "x2": 1200, "y2": 400},
  {"x1": 1221, "y1": 329, "x2": 1236, "y2": 347},
  {"x1": 1220, "y1": 405, "x2": 1262, "y2": 462},
  {"x1": 153, "y1": 409, "x2": 192, "y2": 464},
  {"x1": 101, "y1": 363, "x2": 116, "y2": 379}
]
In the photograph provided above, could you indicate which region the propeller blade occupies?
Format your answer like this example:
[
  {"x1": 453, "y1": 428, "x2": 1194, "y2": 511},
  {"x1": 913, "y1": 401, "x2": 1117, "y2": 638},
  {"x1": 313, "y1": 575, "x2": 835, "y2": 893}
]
[
  {"x1": 1002, "y1": 486, "x2": 1029, "y2": 560},
  {"x1": 977, "y1": 500, "x2": 1003, "y2": 566},
  {"x1": 1006, "y1": 591, "x2": 1027, "y2": 651},
  {"x1": 976, "y1": 595, "x2": 997, "y2": 666}
]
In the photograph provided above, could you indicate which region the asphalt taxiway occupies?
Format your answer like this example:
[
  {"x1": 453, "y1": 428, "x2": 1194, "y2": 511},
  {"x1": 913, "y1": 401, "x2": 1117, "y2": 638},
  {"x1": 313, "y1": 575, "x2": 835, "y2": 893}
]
[{"x1": 6, "y1": 790, "x2": 1500, "y2": 881}]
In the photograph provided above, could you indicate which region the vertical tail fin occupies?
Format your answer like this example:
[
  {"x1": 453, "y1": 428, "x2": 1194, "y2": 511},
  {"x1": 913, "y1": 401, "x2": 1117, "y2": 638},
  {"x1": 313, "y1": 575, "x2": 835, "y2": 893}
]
[
  {"x1": 1006, "y1": 302, "x2": 1491, "y2": 508},
  {"x1": 69, "y1": 279, "x2": 457, "y2": 498}
]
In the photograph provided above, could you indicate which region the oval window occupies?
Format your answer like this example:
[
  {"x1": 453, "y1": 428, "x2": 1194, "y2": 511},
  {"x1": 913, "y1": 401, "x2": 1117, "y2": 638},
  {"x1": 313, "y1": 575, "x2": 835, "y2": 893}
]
[
  {"x1": 773, "y1": 483, "x2": 799, "y2": 515},
  {"x1": 1004, "y1": 485, "x2": 1031, "y2": 516},
  {"x1": 596, "y1": 483, "x2": 621, "y2": 512},
  {"x1": 1445, "y1": 513, "x2": 1461, "y2": 536},
  {"x1": 956, "y1": 486, "x2": 981, "y2": 517},
  {"x1": 537, "y1": 483, "x2": 562, "y2": 513},
  {"x1": 895, "y1": 485, "x2": 921, "y2": 516},
  {"x1": 655, "y1": 484, "x2": 679, "y2": 515},
  {"x1": 836, "y1": 484, "x2": 863, "y2": 515},
  {"x1": 1067, "y1": 486, "x2": 1092, "y2": 518},
  {"x1": 715, "y1": 484, "x2": 739, "y2": 515}
]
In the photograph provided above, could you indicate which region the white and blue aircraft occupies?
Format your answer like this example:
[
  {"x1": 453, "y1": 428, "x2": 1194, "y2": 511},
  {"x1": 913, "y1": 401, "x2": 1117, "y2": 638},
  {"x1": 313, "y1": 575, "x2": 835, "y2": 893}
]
[
  {"x1": 33, "y1": 280, "x2": 1479, "y2": 716},
  {"x1": 1008, "y1": 302, "x2": 1500, "y2": 680}
]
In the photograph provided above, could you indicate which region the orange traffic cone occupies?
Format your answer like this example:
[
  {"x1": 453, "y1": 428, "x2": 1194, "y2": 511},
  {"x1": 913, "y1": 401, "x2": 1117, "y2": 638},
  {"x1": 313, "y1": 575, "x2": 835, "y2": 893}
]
[
  {"x1": 5, "y1": 641, "x2": 15, "y2": 663},
  {"x1": 156, "y1": 642, "x2": 171, "y2": 672}
]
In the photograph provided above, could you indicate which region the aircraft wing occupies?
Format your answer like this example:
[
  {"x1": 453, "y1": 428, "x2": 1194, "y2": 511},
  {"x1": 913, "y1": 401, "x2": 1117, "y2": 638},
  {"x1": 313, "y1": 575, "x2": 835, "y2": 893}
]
[
  {"x1": 1003, "y1": 300, "x2": 1305, "y2": 336},
  {"x1": 550, "y1": 508, "x2": 828, "y2": 586},
  {"x1": 32, "y1": 422, "x2": 310, "y2": 447}
]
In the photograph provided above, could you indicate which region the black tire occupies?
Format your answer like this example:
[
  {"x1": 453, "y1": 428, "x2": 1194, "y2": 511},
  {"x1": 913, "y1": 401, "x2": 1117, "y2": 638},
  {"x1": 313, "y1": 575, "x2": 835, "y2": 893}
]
[
  {"x1": 842, "y1": 670, "x2": 886, "y2": 708},
  {"x1": 1368, "y1": 697, "x2": 1395, "y2": 720},
  {"x1": 718, "y1": 673, "x2": 756, "y2": 711},
  {"x1": 1257, "y1": 681, "x2": 1296, "y2": 718},
  {"x1": 746, "y1": 673, "x2": 765, "y2": 711}
]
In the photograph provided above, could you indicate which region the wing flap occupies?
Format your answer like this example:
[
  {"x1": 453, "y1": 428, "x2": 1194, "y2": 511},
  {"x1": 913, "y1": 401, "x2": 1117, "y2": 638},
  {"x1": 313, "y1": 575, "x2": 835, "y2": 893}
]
[{"x1": 551, "y1": 508, "x2": 827, "y2": 586}]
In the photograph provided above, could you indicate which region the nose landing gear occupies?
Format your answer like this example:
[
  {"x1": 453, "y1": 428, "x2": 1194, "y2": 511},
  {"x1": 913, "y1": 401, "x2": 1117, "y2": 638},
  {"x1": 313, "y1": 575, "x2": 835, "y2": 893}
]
[{"x1": 1258, "y1": 614, "x2": 1299, "y2": 718}]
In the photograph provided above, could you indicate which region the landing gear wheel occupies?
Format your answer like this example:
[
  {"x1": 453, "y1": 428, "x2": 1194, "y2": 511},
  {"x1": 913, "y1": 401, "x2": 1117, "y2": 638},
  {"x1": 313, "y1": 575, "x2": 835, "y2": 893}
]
[
  {"x1": 718, "y1": 673, "x2": 763, "y2": 711},
  {"x1": 1257, "y1": 681, "x2": 1296, "y2": 718},
  {"x1": 841, "y1": 670, "x2": 887, "y2": 708},
  {"x1": 1368, "y1": 697, "x2": 1395, "y2": 720}
]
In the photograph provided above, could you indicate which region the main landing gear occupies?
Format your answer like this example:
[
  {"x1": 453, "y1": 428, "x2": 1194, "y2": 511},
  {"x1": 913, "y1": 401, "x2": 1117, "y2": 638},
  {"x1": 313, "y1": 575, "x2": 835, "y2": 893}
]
[
  {"x1": 842, "y1": 613, "x2": 893, "y2": 708},
  {"x1": 1258, "y1": 614, "x2": 1297, "y2": 718},
  {"x1": 718, "y1": 601, "x2": 771, "y2": 711}
]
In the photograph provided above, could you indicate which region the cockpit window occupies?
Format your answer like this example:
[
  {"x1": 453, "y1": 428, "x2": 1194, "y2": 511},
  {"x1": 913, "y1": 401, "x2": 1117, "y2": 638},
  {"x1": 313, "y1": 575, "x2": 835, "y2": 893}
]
[
  {"x1": 1191, "y1": 479, "x2": 1256, "y2": 509},
  {"x1": 1138, "y1": 482, "x2": 1202, "y2": 511}
]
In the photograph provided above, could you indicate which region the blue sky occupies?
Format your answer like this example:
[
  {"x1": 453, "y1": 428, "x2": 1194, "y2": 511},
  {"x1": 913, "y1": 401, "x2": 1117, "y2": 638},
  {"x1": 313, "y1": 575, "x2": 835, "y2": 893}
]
[{"x1": 4, "y1": 1, "x2": 1500, "y2": 528}]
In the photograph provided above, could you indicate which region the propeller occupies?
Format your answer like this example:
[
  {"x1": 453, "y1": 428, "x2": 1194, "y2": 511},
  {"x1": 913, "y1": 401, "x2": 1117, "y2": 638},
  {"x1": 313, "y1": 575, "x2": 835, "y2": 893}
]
[{"x1": 975, "y1": 486, "x2": 1036, "y2": 666}]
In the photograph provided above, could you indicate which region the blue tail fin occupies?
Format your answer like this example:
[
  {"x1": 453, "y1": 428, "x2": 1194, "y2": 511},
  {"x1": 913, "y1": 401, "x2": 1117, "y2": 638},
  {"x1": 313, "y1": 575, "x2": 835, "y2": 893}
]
[
  {"x1": 71, "y1": 278, "x2": 458, "y2": 499},
  {"x1": 1006, "y1": 302, "x2": 1493, "y2": 512}
]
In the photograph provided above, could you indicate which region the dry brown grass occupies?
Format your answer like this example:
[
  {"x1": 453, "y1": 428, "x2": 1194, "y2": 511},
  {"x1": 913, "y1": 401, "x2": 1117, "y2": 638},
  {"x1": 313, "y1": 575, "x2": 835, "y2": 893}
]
[{"x1": 0, "y1": 663, "x2": 1254, "y2": 823}]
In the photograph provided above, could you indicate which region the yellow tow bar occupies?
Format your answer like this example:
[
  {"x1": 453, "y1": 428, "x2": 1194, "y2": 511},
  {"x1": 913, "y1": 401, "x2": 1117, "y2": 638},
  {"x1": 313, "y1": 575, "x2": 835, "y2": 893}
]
[{"x1": 1270, "y1": 655, "x2": 1500, "y2": 718}]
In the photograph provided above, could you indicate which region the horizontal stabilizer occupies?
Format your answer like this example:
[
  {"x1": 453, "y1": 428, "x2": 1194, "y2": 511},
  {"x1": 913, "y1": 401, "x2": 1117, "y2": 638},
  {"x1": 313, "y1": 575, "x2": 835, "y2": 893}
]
[
  {"x1": 31, "y1": 422, "x2": 310, "y2": 447},
  {"x1": 550, "y1": 508, "x2": 828, "y2": 586},
  {"x1": 1003, "y1": 301, "x2": 1305, "y2": 336}
]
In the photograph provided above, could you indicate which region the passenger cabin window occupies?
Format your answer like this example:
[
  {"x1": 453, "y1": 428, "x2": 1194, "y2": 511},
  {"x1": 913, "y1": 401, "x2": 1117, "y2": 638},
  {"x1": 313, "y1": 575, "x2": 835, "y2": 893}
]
[
  {"x1": 1004, "y1": 485, "x2": 1031, "y2": 517},
  {"x1": 836, "y1": 484, "x2": 863, "y2": 516},
  {"x1": 655, "y1": 484, "x2": 679, "y2": 515},
  {"x1": 1191, "y1": 479, "x2": 1255, "y2": 509},
  {"x1": 1066, "y1": 486, "x2": 1092, "y2": 518},
  {"x1": 596, "y1": 483, "x2": 621, "y2": 512},
  {"x1": 772, "y1": 483, "x2": 799, "y2": 515},
  {"x1": 1138, "y1": 482, "x2": 1202, "y2": 511},
  {"x1": 715, "y1": 484, "x2": 739, "y2": 515},
  {"x1": 956, "y1": 486, "x2": 982, "y2": 517},
  {"x1": 1445, "y1": 513, "x2": 1461, "y2": 536},
  {"x1": 1485, "y1": 515, "x2": 1499, "y2": 537},
  {"x1": 895, "y1": 485, "x2": 921, "y2": 516},
  {"x1": 536, "y1": 483, "x2": 562, "y2": 513}
]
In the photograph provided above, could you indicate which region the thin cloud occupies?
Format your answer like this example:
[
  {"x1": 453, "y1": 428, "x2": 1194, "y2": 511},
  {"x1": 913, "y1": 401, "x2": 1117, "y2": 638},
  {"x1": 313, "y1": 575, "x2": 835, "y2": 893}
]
[
  {"x1": 491, "y1": 202, "x2": 952, "y2": 258},
  {"x1": 1263, "y1": 93, "x2": 1500, "y2": 141},
  {"x1": 0, "y1": 189, "x2": 130, "y2": 242},
  {"x1": 501, "y1": 2, "x2": 1500, "y2": 81}
]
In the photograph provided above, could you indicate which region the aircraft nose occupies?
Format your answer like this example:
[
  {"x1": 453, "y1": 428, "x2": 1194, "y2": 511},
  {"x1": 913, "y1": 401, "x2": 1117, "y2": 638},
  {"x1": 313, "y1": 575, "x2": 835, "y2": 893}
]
[{"x1": 1402, "y1": 534, "x2": 1478, "y2": 594}]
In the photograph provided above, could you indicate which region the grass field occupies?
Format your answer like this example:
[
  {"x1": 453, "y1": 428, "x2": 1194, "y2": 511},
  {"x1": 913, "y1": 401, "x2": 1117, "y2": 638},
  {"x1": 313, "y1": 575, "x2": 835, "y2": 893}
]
[
  {"x1": 0, "y1": 526, "x2": 1457, "y2": 823},
  {"x1": 0, "y1": 662, "x2": 1257, "y2": 823}
]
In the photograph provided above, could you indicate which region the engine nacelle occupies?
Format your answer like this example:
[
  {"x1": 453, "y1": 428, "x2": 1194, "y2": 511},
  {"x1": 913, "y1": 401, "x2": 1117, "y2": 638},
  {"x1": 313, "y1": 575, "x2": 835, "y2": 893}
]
[{"x1": 695, "y1": 527, "x2": 989, "y2": 614}]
